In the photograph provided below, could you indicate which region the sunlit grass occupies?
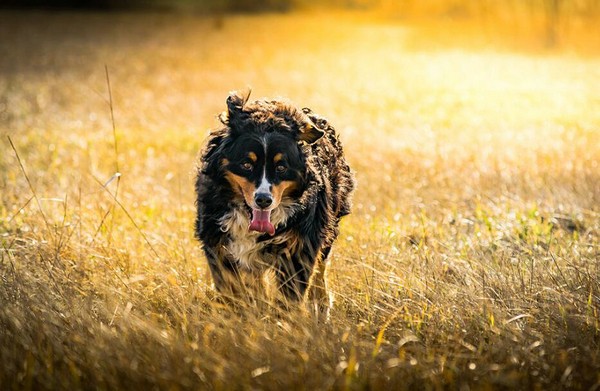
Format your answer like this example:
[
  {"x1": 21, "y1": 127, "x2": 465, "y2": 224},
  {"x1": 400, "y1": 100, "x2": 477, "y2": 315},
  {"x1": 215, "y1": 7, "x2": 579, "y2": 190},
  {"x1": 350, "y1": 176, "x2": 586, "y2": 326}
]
[{"x1": 1, "y1": 9, "x2": 599, "y2": 390}]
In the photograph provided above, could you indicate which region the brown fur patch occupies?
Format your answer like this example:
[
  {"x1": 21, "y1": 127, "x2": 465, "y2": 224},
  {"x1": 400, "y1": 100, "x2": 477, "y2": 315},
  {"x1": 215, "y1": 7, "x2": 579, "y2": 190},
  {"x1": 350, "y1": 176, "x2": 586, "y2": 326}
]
[
  {"x1": 271, "y1": 180, "x2": 297, "y2": 207},
  {"x1": 273, "y1": 153, "x2": 284, "y2": 164},
  {"x1": 248, "y1": 152, "x2": 257, "y2": 163},
  {"x1": 225, "y1": 172, "x2": 256, "y2": 206}
]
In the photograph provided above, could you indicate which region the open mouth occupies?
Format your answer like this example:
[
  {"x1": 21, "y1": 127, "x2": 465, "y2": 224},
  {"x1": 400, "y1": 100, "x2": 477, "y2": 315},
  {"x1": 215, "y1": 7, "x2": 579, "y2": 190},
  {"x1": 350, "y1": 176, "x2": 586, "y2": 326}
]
[{"x1": 248, "y1": 208, "x2": 275, "y2": 235}]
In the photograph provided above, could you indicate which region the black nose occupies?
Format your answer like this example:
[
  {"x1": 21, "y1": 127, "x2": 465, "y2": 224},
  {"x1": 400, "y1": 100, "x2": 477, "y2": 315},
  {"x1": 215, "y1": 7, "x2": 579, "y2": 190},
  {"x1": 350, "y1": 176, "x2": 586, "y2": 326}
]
[{"x1": 254, "y1": 193, "x2": 273, "y2": 209}]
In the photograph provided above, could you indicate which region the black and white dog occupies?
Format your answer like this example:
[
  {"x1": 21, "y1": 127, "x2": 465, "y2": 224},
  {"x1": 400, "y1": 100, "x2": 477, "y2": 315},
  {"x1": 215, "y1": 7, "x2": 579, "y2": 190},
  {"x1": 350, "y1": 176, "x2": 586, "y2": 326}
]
[{"x1": 195, "y1": 91, "x2": 354, "y2": 312}]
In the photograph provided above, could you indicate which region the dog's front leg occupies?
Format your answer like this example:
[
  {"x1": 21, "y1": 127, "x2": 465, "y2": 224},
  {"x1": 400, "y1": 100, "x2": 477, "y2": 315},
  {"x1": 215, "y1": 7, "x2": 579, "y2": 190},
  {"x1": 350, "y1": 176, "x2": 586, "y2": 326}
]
[
  {"x1": 203, "y1": 245, "x2": 245, "y2": 299},
  {"x1": 307, "y1": 255, "x2": 332, "y2": 321},
  {"x1": 275, "y1": 246, "x2": 317, "y2": 307}
]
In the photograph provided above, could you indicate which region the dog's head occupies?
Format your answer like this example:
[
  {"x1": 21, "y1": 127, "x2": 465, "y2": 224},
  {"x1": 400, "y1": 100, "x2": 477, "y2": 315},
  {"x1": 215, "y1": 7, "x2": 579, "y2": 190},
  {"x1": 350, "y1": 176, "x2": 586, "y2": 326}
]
[{"x1": 208, "y1": 91, "x2": 324, "y2": 235}]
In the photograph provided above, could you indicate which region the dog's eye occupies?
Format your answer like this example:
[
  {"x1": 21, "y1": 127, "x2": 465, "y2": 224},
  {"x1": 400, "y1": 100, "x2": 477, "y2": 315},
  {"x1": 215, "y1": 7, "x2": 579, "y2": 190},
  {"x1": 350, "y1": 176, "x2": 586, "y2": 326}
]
[
  {"x1": 240, "y1": 162, "x2": 253, "y2": 171},
  {"x1": 276, "y1": 164, "x2": 287, "y2": 173}
]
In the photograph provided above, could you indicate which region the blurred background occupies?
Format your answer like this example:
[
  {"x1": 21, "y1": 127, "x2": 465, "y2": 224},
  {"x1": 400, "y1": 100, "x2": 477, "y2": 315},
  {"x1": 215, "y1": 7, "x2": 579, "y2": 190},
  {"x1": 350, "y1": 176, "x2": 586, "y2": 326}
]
[
  {"x1": 1, "y1": 0, "x2": 598, "y2": 231},
  {"x1": 1, "y1": 0, "x2": 599, "y2": 389},
  {"x1": 3, "y1": 0, "x2": 600, "y2": 49}
]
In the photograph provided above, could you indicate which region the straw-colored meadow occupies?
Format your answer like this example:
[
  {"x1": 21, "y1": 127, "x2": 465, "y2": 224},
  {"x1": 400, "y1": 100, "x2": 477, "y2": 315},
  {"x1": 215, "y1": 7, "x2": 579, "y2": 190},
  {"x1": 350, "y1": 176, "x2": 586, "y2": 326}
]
[{"x1": 1, "y1": 7, "x2": 599, "y2": 390}]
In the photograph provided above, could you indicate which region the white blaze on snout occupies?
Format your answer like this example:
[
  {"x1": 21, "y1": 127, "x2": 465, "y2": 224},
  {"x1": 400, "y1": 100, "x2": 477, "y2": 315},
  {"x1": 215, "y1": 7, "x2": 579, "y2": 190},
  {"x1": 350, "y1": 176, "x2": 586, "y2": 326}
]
[
  {"x1": 249, "y1": 167, "x2": 276, "y2": 235},
  {"x1": 255, "y1": 171, "x2": 272, "y2": 200},
  {"x1": 254, "y1": 137, "x2": 272, "y2": 203}
]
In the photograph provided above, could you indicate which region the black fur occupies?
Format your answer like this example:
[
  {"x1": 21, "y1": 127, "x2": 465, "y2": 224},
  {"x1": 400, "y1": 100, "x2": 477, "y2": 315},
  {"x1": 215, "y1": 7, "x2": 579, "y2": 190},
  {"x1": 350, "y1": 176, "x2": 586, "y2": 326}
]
[{"x1": 195, "y1": 91, "x2": 355, "y2": 308}]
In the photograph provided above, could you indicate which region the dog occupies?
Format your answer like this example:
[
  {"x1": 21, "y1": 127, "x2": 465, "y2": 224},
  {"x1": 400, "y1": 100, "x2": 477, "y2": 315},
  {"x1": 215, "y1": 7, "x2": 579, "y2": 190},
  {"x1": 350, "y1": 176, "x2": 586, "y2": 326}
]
[{"x1": 195, "y1": 91, "x2": 354, "y2": 313}]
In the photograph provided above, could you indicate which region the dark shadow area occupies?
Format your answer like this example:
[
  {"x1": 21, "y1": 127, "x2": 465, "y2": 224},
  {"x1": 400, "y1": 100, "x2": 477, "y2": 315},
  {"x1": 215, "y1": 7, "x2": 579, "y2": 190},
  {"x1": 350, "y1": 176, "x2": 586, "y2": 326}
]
[{"x1": 0, "y1": 0, "x2": 294, "y2": 12}]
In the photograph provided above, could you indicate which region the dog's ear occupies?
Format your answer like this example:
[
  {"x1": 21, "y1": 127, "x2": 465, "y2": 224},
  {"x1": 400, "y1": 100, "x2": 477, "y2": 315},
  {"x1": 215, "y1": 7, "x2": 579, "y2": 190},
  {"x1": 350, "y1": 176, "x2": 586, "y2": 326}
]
[
  {"x1": 223, "y1": 88, "x2": 252, "y2": 128},
  {"x1": 201, "y1": 130, "x2": 230, "y2": 179},
  {"x1": 226, "y1": 91, "x2": 244, "y2": 118},
  {"x1": 298, "y1": 119, "x2": 324, "y2": 144}
]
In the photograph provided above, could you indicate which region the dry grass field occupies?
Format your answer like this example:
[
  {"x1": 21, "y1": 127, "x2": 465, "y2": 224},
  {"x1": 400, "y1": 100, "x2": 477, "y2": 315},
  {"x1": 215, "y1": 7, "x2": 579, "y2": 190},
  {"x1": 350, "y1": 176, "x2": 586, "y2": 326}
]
[{"x1": 1, "y1": 8, "x2": 599, "y2": 390}]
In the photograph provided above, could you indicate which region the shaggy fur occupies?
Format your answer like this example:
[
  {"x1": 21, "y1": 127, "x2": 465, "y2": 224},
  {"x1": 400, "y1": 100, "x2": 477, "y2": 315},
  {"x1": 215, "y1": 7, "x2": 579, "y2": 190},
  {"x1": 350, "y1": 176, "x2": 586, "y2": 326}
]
[{"x1": 195, "y1": 91, "x2": 354, "y2": 312}]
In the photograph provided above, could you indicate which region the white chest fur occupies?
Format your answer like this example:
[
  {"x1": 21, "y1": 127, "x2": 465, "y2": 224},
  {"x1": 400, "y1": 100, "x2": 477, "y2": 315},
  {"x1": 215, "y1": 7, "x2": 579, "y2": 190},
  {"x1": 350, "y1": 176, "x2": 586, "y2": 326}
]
[{"x1": 219, "y1": 206, "x2": 291, "y2": 271}]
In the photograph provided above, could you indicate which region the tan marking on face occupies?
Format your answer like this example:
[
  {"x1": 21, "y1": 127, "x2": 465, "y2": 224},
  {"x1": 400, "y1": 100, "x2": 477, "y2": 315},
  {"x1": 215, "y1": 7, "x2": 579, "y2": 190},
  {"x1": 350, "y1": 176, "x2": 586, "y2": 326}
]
[
  {"x1": 221, "y1": 158, "x2": 229, "y2": 167},
  {"x1": 271, "y1": 180, "x2": 297, "y2": 207},
  {"x1": 225, "y1": 172, "x2": 256, "y2": 206},
  {"x1": 273, "y1": 153, "x2": 284, "y2": 164},
  {"x1": 248, "y1": 152, "x2": 257, "y2": 163}
]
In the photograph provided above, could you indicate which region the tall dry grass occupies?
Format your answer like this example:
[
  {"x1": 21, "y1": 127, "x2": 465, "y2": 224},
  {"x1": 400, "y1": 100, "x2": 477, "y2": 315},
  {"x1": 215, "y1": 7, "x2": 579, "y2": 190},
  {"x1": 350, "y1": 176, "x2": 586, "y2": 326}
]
[{"x1": 0, "y1": 9, "x2": 599, "y2": 390}]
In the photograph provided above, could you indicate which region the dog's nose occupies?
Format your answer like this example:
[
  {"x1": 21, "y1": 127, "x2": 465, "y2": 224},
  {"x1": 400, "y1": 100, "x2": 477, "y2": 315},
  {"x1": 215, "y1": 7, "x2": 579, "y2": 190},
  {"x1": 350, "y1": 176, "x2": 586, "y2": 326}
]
[{"x1": 255, "y1": 193, "x2": 273, "y2": 209}]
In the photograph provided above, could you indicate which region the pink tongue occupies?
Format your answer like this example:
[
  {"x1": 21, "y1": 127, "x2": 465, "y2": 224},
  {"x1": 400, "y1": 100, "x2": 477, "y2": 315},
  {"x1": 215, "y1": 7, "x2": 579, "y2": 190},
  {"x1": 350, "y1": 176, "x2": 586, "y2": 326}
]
[{"x1": 249, "y1": 209, "x2": 275, "y2": 235}]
